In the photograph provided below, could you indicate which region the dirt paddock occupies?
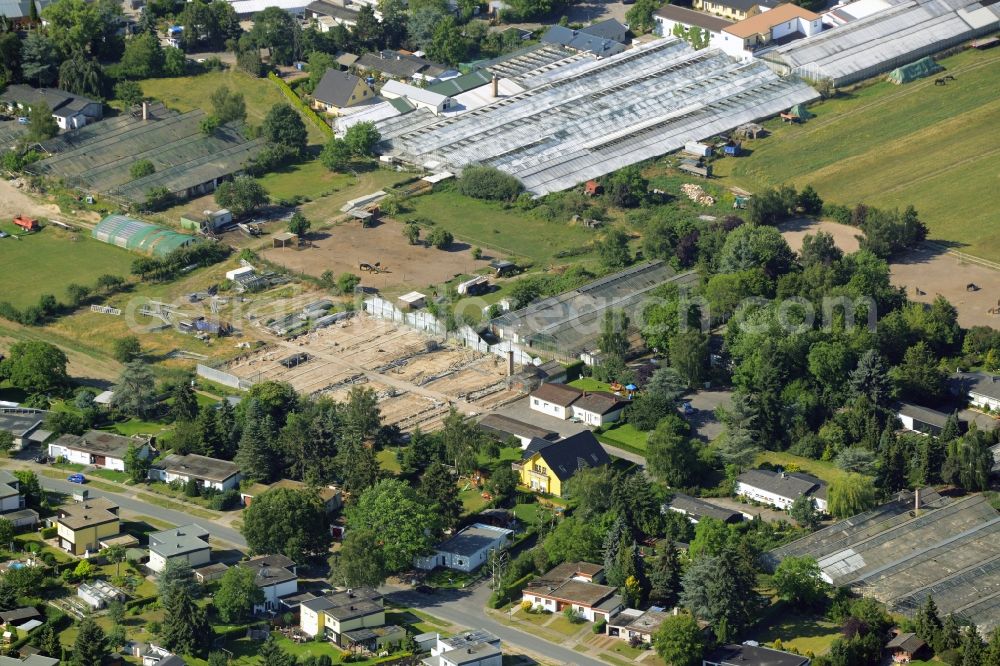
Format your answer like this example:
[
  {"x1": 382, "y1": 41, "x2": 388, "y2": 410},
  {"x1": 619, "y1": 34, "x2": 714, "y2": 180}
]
[
  {"x1": 261, "y1": 218, "x2": 492, "y2": 291},
  {"x1": 780, "y1": 219, "x2": 1000, "y2": 329},
  {"x1": 226, "y1": 314, "x2": 523, "y2": 431}
]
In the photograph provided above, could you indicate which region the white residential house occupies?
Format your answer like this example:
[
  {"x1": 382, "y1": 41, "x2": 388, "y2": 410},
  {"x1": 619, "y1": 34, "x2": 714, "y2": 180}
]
[
  {"x1": 954, "y1": 371, "x2": 1000, "y2": 411},
  {"x1": 736, "y1": 469, "x2": 828, "y2": 512},
  {"x1": 0, "y1": 410, "x2": 48, "y2": 452},
  {"x1": 149, "y1": 453, "x2": 242, "y2": 491},
  {"x1": 570, "y1": 392, "x2": 628, "y2": 427},
  {"x1": 0, "y1": 471, "x2": 25, "y2": 514},
  {"x1": 529, "y1": 383, "x2": 583, "y2": 420},
  {"x1": 48, "y1": 431, "x2": 150, "y2": 472},
  {"x1": 521, "y1": 562, "x2": 622, "y2": 623},
  {"x1": 424, "y1": 630, "x2": 502, "y2": 666},
  {"x1": 147, "y1": 524, "x2": 211, "y2": 573},
  {"x1": 654, "y1": 4, "x2": 734, "y2": 49},
  {"x1": 238, "y1": 554, "x2": 299, "y2": 612},
  {"x1": 717, "y1": 3, "x2": 823, "y2": 59},
  {"x1": 414, "y1": 523, "x2": 513, "y2": 573},
  {"x1": 895, "y1": 402, "x2": 952, "y2": 436},
  {"x1": 380, "y1": 80, "x2": 454, "y2": 115}
]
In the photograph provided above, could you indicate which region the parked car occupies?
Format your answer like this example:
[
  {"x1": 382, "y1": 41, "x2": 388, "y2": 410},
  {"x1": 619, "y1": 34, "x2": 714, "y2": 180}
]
[
  {"x1": 16, "y1": 117, "x2": 28, "y2": 125},
  {"x1": 33, "y1": 454, "x2": 49, "y2": 464},
  {"x1": 67, "y1": 473, "x2": 86, "y2": 484},
  {"x1": 681, "y1": 402, "x2": 695, "y2": 416}
]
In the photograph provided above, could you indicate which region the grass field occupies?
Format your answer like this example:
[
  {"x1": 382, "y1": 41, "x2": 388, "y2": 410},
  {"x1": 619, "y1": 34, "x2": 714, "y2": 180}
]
[
  {"x1": 401, "y1": 187, "x2": 602, "y2": 266},
  {"x1": 257, "y1": 158, "x2": 355, "y2": 201},
  {"x1": 748, "y1": 612, "x2": 842, "y2": 655},
  {"x1": 712, "y1": 49, "x2": 1000, "y2": 261},
  {"x1": 0, "y1": 223, "x2": 135, "y2": 309},
  {"x1": 139, "y1": 70, "x2": 327, "y2": 145},
  {"x1": 755, "y1": 450, "x2": 854, "y2": 486}
]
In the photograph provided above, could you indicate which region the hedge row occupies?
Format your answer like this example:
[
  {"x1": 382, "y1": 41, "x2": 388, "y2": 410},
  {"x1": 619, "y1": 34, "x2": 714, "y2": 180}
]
[
  {"x1": 487, "y1": 573, "x2": 534, "y2": 608},
  {"x1": 267, "y1": 72, "x2": 333, "y2": 137},
  {"x1": 125, "y1": 595, "x2": 158, "y2": 611}
]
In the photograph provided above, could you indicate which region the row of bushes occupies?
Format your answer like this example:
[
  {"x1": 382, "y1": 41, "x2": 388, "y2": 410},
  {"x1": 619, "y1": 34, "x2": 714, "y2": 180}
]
[
  {"x1": 487, "y1": 572, "x2": 534, "y2": 608},
  {"x1": 267, "y1": 72, "x2": 333, "y2": 137}
]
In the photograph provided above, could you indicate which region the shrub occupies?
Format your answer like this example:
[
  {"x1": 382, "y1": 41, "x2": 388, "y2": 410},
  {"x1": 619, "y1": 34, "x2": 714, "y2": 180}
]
[
  {"x1": 457, "y1": 166, "x2": 524, "y2": 201},
  {"x1": 593, "y1": 618, "x2": 607, "y2": 634},
  {"x1": 428, "y1": 227, "x2": 454, "y2": 250}
]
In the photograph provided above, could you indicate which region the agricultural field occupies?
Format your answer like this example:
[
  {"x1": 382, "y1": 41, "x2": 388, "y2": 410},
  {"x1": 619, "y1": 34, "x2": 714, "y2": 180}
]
[
  {"x1": 0, "y1": 222, "x2": 135, "y2": 309},
  {"x1": 712, "y1": 48, "x2": 1000, "y2": 261},
  {"x1": 138, "y1": 70, "x2": 327, "y2": 145}
]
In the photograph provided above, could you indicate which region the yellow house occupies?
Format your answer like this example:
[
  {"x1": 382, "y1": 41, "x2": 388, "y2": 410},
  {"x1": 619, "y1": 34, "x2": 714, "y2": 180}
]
[
  {"x1": 300, "y1": 587, "x2": 403, "y2": 649},
  {"x1": 513, "y1": 431, "x2": 612, "y2": 497},
  {"x1": 56, "y1": 498, "x2": 121, "y2": 555},
  {"x1": 691, "y1": 0, "x2": 766, "y2": 22},
  {"x1": 311, "y1": 69, "x2": 373, "y2": 115}
]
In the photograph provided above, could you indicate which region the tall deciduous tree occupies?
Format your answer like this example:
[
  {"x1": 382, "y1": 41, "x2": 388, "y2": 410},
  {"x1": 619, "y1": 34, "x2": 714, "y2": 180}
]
[
  {"x1": 215, "y1": 565, "x2": 264, "y2": 623},
  {"x1": 828, "y1": 473, "x2": 877, "y2": 519},
  {"x1": 123, "y1": 444, "x2": 150, "y2": 484},
  {"x1": 214, "y1": 176, "x2": 268, "y2": 217},
  {"x1": 345, "y1": 479, "x2": 437, "y2": 572},
  {"x1": 646, "y1": 415, "x2": 698, "y2": 487},
  {"x1": 241, "y1": 487, "x2": 328, "y2": 561},
  {"x1": 261, "y1": 103, "x2": 307, "y2": 154},
  {"x1": 328, "y1": 529, "x2": 387, "y2": 589},
  {"x1": 653, "y1": 613, "x2": 705, "y2": 666},
  {"x1": 773, "y1": 556, "x2": 829, "y2": 608}
]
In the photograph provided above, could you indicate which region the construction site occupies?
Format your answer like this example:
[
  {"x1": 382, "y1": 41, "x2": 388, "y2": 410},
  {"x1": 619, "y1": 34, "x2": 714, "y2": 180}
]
[
  {"x1": 765, "y1": 489, "x2": 1000, "y2": 637},
  {"x1": 219, "y1": 314, "x2": 525, "y2": 432}
]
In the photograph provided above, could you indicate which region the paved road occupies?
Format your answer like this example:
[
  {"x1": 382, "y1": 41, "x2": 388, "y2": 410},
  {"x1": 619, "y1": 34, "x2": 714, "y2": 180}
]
[
  {"x1": 37, "y1": 474, "x2": 247, "y2": 549},
  {"x1": 385, "y1": 583, "x2": 608, "y2": 666}
]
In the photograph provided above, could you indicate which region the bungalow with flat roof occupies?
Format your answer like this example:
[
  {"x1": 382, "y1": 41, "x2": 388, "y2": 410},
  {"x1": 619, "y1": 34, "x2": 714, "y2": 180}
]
[
  {"x1": 0, "y1": 607, "x2": 41, "y2": 628},
  {"x1": 0, "y1": 411, "x2": 47, "y2": 452},
  {"x1": 312, "y1": 69, "x2": 374, "y2": 115},
  {"x1": 540, "y1": 24, "x2": 627, "y2": 57},
  {"x1": 717, "y1": 3, "x2": 823, "y2": 59},
  {"x1": 238, "y1": 554, "x2": 299, "y2": 612},
  {"x1": 0, "y1": 655, "x2": 59, "y2": 666},
  {"x1": 703, "y1": 643, "x2": 811, "y2": 666},
  {"x1": 380, "y1": 80, "x2": 453, "y2": 115},
  {"x1": 571, "y1": 392, "x2": 628, "y2": 426},
  {"x1": 48, "y1": 431, "x2": 150, "y2": 472},
  {"x1": 513, "y1": 431, "x2": 611, "y2": 496},
  {"x1": 414, "y1": 523, "x2": 514, "y2": 572},
  {"x1": 529, "y1": 383, "x2": 583, "y2": 420},
  {"x1": 147, "y1": 524, "x2": 211, "y2": 573},
  {"x1": 666, "y1": 493, "x2": 743, "y2": 524},
  {"x1": 423, "y1": 630, "x2": 502, "y2": 666},
  {"x1": 953, "y1": 371, "x2": 1000, "y2": 412},
  {"x1": 356, "y1": 50, "x2": 457, "y2": 83},
  {"x1": 149, "y1": 453, "x2": 242, "y2": 491},
  {"x1": 606, "y1": 609, "x2": 669, "y2": 643},
  {"x1": 522, "y1": 562, "x2": 622, "y2": 622},
  {"x1": 55, "y1": 497, "x2": 121, "y2": 555},
  {"x1": 736, "y1": 469, "x2": 828, "y2": 512}
]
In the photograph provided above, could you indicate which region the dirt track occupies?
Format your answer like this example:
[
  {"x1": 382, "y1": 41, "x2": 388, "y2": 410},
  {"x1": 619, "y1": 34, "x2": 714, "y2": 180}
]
[
  {"x1": 0, "y1": 179, "x2": 62, "y2": 221},
  {"x1": 780, "y1": 218, "x2": 1000, "y2": 329}
]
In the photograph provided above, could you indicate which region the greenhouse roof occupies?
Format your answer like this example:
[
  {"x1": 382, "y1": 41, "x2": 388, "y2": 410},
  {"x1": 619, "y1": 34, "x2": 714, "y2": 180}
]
[
  {"x1": 92, "y1": 214, "x2": 196, "y2": 258},
  {"x1": 377, "y1": 38, "x2": 817, "y2": 196},
  {"x1": 763, "y1": 0, "x2": 1000, "y2": 85}
]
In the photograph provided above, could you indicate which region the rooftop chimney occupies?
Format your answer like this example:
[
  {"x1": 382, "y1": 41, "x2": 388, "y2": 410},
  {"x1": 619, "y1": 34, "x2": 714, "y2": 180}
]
[
  {"x1": 142, "y1": 101, "x2": 148, "y2": 121},
  {"x1": 914, "y1": 488, "x2": 921, "y2": 516},
  {"x1": 506, "y1": 350, "x2": 514, "y2": 376},
  {"x1": 492, "y1": 74, "x2": 499, "y2": 98}
]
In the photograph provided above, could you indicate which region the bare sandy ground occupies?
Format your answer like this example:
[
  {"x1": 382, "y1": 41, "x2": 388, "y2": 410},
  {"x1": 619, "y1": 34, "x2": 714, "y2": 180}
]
[
  {"x1": 0, "y1": 179, "x2": 61, "y2": 220},
  {"x1": 779, "y1": 218, "x2": 1000, "y2": 329}
]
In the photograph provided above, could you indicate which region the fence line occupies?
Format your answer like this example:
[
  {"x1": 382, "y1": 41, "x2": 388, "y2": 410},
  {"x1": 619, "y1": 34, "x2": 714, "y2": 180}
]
[
  {"x1": 196, "y1": 363, "x2": 254, "y2": 391},
  {"x1": 924, "y1": 241, "x2": 1000, "y2": 272}
]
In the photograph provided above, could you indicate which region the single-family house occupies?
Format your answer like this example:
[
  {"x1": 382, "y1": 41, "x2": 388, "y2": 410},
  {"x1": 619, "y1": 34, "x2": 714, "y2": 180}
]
[
  {"x1": 513, "y1": 431, "x2": 611, "y2": 496},
  {"x1": 606, "y1": 609, "x2": 669, "y2": 643},
  {"x1": 380, "y1": 80, "x2": 453, "y2": 115},
  {"x1": 0, "y1": 471, "x2": 25, "y2": 514},
  {"x1": 522, "y1": 562, "x2": 622, "y2": 622},
  {"x1": 355, "y1": 51, "x2": 457, "y2": 83},
  {"x1": 147, "y1": 524, "x2": 211, "y2": 573},
  {"x1": 666, "y1": 493, "x2": 744, "y2": 524},
  {"x1": 953, "y1": 371, "x2": 1000, "y2": 411},
  {"x1": 0, "y1": 655, "x2": 59, "y2": 666},
  {"x1": 305, "y1": 0, "x2": 359, "y2": 28},
  {"x1": 654, "y1": 5, "x2": 734, "y2": 47},
  {"x1": 703, "y1": 643, "x2": 811, "y2": 666},
  {"x1": 886, "y1": 633, "x2": 928, "y2": 663},
  {"x1": 0, "y1": 411, "x2": 47, "y2": 452},
  {"x1": 239, "y1": 479, "x2": 342, "y2": 512},
  {"x1": 55, "y1": 497, "x2": 121, "y2": 555},
  {"x1": 895, "y1": 403, "x2": 955, "y2": 436},
  {"x1": 540, "y1": 24, "x2": 627, "y2": 57},
  {"x1": 299, "y1": 587, "x2": 399, "y2": 649},
  {"x1": 131, "y1": 643, "x2": 185, "y2": 666},
  {"x1": 238, "y1": 554, "x2": 299, "y2": 612},
  {"x1": 736, "y1": 469, "x2": 828, "y2": 512},
  {"x1": 477, "y1": 414, "x2": 558, "y2": 448},
  {"x1": 312, "y1": 69, "x2": 374, "y2": 115},
  {"x1": 529, "y1": 383, "x2": 583, "y2": 420},
  {"x1": 691, "y1": 0, "x2": 773, "y2": 22},
  {"x1": 0, "y1": 85, "x2": 103, "y2": 130},
  {"x1": 149, "y1": 453, "x2": 242, "y2": 491},
  {"x1": 571, "y1": 392, "x2": 628, "y2": 426},
  {"x1": 414, "y1": 523, "x2": 513, "y2": 572},
  {"x1": 717, "y1": 3, "x2": 823, "y2": 59},
  {"x1": 423, "y1": 630, "x2": 502, "y2": 666},
  {"x1": 48, "y1": 431, "x2": 150, "y2": 472}
]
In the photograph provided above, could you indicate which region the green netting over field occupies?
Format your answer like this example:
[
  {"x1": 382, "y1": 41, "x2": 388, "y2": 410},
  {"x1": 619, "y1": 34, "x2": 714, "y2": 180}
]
[{"x1": 886, "y1": 57, "x2": 943, "y2": 84}]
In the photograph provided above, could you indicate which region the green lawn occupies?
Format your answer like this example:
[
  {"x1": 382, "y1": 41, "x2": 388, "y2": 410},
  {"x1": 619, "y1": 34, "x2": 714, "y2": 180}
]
[
  {"x1": 401, "y1": 186, "x2": 602, "y2": 266},
  {"x1": 376, "y1": 448, "x2": 402, "y2": 474},
  {"x1": 568, "y1": 378, "x2": 613, "y2": 392},
  {"x1": 712, "y1": 48, "x2": 1000, "y2": 261},
  {"x1": 91, "y1": 468, "x2": 130, "y2": 483},
  {"x1": 754, "y1": 450, "x2": 855, "y2": 487},
  {"x1": 747, "y1": 613, "x2": 842, "y2": 656},
  {"x1": 139, "y1": 70, "x2": 327, "y2": 145},
  {"x1": 598, "y1": 422, "x2": 649, "y2": 453},
  {"x1": 0, "y1": 224, "x2": 136, "y2": 309},
  {"x1": 257, "y1": 158, "x2": 355, "y2": 201},
  {"x1": 513, "y1": 502, "x2": 540, "y2": 526}
]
